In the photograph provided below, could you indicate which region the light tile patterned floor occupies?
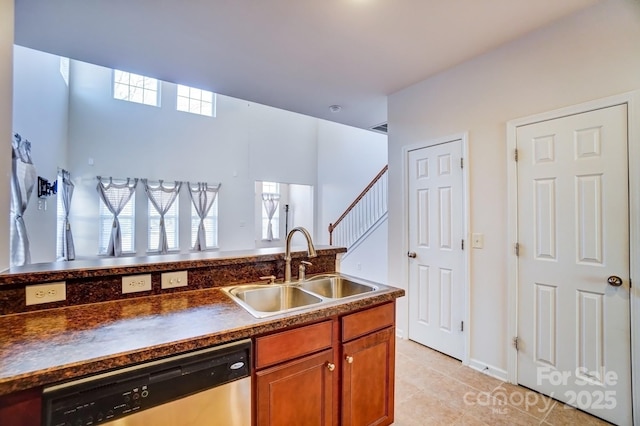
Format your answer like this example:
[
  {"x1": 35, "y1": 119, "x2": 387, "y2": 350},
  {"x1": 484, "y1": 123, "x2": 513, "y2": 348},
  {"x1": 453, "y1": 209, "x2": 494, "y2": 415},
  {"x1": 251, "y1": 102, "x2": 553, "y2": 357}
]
[{"x1": 394, "y1": 338, "x2": 613, "y2": 425}]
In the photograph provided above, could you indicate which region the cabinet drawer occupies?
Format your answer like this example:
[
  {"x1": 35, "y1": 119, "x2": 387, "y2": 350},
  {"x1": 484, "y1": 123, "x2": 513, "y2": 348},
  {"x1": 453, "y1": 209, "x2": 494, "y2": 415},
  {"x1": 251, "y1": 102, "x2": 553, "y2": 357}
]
[
  {"x1": 341, "y1": 302, "x2": 395, "y2": 342},
  {"x1": 255, "y1": 320, "x2": 334, "y2": 369}
]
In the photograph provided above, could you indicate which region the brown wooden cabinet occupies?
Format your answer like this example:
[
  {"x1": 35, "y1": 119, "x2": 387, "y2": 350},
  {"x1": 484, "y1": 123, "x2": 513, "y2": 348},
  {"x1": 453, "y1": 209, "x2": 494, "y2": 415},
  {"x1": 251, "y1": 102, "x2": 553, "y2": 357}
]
[
  {"x1": 255, "y1": 348, "x2": 335, "y2": 426},
  {"x1": 254, "y1": 302, "x2": 396, "y2": 426},
  {"x1": 341, "y1": 302, "x2": 395, "y2": 426},
  {"x1": 254, "y1": 320, "x2": 338, "y2": 426},
  {"x1": 341, "y1": 328, "x2": 395, "y2": 426},
  {"x1": 0, "y1": 388, "x2": 41, "y2": 426}
]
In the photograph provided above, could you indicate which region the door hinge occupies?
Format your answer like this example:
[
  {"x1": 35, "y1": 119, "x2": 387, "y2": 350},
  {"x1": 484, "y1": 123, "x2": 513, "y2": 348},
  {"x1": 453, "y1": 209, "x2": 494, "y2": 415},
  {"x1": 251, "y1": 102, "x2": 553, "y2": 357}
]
[
  {"x1": 630, "y1": 278, "x2": 633, "y2": 289},
  {"x1": 513, "y1": 336, "x2": 520, "y2": 351},
  {"x1": 514, "y1": 242, "x2": 520, "y2": 257},
  {"x1": 460, "y1": 321, "x2": 464, "y2": 332},
  {"x1": 461, "y1": 239, "x2": 464, "y2": 250},
  {"x1": 460, "y1": 157, "x2": 464, "y2": 169},
  {"x1": 514, "y1": 149, "x2": 518, "y2": 162}
]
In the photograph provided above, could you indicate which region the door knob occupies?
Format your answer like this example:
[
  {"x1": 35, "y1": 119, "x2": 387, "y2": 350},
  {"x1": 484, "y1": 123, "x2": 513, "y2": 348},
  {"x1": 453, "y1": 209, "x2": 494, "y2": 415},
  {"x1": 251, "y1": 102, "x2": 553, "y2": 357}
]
[
  {"x1": 607, "y1": 276, "x2": 623, "y2": 287},
  {"x1": 407, "y1": 252, "x2": 417, "y2": 258}
]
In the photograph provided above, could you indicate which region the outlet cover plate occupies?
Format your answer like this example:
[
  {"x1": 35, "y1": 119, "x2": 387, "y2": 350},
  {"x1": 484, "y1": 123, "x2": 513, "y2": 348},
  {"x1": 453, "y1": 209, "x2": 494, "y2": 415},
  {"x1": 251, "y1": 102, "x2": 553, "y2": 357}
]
[
  {"x1": 161, "y1": 271, "x2": 188, "y2": 289},
  {"x1": 26, "y1": 282, "x2": 66, "y2": 306},
  {"x1": 122, "y1": 274, "x2": 152, "y2": 294}
]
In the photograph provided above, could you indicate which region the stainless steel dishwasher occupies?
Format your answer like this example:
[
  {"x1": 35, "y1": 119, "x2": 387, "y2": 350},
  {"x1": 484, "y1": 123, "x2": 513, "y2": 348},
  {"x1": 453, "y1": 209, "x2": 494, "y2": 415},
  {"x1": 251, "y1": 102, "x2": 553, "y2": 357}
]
[{"x1": 42, "y1": 339, "x2": 251, "y2": 426}]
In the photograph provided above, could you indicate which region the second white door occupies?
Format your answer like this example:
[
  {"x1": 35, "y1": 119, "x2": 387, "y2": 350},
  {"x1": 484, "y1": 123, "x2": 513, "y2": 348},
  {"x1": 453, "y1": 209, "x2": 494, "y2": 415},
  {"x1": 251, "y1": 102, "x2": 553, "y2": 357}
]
[
  {"x1": 408, "y1": 139, "x2": 465, "y2": 360},
  {"x1": 516, "y1": 104, "x2": 631, "y2": 425}
]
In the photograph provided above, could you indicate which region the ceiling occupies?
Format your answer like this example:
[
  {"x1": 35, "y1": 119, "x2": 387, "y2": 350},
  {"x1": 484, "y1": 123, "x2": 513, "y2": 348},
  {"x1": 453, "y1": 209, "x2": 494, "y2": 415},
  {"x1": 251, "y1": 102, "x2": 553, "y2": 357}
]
[{"x1": 13, "y1": 0, "x2": 600, "y2": 131}]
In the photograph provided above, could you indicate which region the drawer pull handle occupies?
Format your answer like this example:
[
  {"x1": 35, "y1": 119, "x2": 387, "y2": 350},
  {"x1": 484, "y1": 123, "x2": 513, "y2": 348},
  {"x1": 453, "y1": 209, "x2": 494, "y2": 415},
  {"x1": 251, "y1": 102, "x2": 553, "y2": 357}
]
[
  {"x1": 345, "y1": 355, "x2": 354, "y2": 364},
  {"x1": 326, "y1": 362, "x2": 336, "y2": 372}
]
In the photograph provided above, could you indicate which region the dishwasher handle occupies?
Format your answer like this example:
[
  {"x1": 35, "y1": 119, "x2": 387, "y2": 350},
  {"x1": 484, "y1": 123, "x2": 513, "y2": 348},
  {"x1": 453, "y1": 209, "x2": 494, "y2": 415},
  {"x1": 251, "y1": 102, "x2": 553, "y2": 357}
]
[{"x1": 149, "y1": 367, "x2": 182, "y2": 384}]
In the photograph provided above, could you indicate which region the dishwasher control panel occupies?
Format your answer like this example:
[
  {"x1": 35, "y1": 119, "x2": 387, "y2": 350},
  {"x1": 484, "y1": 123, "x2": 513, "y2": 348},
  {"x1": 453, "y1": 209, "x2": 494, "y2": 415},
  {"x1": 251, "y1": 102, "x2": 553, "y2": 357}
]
[{"x1": 42, "y1": 340, "x2": 251, "y2": 426}]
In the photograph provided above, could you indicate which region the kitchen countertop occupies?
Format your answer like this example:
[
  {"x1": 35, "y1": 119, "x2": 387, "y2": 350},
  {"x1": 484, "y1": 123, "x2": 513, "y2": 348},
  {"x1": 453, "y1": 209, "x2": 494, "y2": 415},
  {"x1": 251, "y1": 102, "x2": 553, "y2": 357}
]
[
  {"x1": 0, "y1": 280, "x2": 404, "y2": 397},
  {"x1": 0, "y1": 246, "x2": 346, "y2": 285}
]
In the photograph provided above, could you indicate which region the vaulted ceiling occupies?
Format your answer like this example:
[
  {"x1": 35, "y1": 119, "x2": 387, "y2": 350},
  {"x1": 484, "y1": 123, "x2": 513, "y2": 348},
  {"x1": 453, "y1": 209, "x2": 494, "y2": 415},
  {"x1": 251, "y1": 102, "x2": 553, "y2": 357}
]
[{"x1": 14, "y1": 0, "x2": 600, "y2": 130}]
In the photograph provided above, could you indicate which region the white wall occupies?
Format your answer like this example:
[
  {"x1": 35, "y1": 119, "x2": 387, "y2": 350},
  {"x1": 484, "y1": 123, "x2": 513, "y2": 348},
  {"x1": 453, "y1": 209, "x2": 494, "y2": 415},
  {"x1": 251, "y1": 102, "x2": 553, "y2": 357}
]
[
  {"x1": 316, "y1": 120, "x2": 388, "y2": 282},
  {"x1": 10, "y1": 50, "x2": 388, "y2": 270},
  {"x1": 65, "y1": 60, "x2": 320, "y2": 256},
  {"x1": 339, "y1": 218, "x2": 388, "y2": 283},
  {"x1": 12, "y1": 46, "x2": 69, "y2": 263},
  {"x1": 388, "y1": 0, "x2": 640, "y2": 372},
  {"x1": 289, "y1": 183, "x2": 314, "y2": 236},
  {"x1": 316, "y1": 119, "x2": 387, "y2": 246},
  {"x1": 0, "y1": 0, "x2": 13, "y2": 272}
]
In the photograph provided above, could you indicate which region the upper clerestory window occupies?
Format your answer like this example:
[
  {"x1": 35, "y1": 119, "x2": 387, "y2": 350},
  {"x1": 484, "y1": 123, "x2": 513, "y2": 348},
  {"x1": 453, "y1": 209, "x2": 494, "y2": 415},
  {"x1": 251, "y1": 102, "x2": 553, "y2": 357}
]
[
  {"x1": 113, "y1": 70, "x2": 159, "y2": 106},
  {"x1": 177, "y1": 84, "x2": 216, "y2": 117}
]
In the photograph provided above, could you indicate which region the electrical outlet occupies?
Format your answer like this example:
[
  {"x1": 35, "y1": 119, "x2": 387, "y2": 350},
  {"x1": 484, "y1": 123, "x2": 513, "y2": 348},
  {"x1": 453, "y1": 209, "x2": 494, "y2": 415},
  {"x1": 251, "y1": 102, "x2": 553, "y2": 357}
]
[
  {"x1": 122, "y1": 274, "x2": 152, "y2": 294},
  {"x1": 26, "y1": 282, "x2": 66, "y2": 306},
  {"x1": 161, "y1": 271, "x2": 188, "y2": 289},
  {"x1": 160, "y1": 271, "x2": 189, "y2": 289}
]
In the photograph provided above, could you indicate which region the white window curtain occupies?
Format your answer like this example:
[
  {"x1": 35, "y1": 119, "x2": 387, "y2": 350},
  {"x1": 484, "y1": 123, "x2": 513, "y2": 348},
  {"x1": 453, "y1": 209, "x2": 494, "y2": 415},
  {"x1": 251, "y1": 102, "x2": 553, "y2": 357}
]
[
  {"x1": 96, "y1": 177, "x2": 138, "y2": 257},
  {"x1": 188, "y1": 182, "x2": 220, "y2": 251},
  {"x1": 262, "y1": 193, "x2": 280, "y2": 241},
  {"x1": 143, "y1": 179, "x2": 182, "y2": 254},
  {"x1": 58, "y1": 169, "x2": 75, "y2": 261},
  {"x1": 10, "y1": 133, "x2": 37, "y2": 267}
]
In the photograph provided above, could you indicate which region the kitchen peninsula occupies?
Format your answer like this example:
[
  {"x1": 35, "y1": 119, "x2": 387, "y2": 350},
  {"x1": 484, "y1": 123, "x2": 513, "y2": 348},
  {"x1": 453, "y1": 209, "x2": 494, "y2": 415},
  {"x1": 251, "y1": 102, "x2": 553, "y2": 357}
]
[{"x1": 0, "y1": 247, "x2": 404, "y2": 425}]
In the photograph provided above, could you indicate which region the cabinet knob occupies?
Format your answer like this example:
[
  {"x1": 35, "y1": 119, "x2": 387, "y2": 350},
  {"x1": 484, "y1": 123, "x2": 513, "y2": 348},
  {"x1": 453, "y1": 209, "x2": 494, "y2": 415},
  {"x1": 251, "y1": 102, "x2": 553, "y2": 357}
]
[
  {"x1": 345, "y1": 355, "x2": 353, "y2": 364},
  {"x1": 326, "y1": 362, "x2": 335, "y2": 372}
]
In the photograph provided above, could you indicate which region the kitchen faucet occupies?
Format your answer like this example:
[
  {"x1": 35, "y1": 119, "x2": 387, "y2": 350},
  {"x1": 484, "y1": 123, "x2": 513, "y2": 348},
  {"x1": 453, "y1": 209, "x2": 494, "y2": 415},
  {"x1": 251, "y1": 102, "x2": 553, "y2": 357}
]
[{"x1": 284, "y1": 226, "x2": 317, "y2": 283}]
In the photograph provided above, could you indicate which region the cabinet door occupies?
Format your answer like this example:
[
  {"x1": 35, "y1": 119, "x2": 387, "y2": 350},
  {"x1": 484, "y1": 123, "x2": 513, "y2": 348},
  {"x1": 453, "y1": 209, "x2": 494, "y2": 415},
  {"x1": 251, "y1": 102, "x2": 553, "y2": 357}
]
[
  {"x1": 255, "y1": 348, "x2": 335, "y2": 426},
  {"x1": 0, "y1": 388, "x2": 41, "y2": 426},
  {"x1": 342, "y1": 327, "x2": 395, "y2": 426}
]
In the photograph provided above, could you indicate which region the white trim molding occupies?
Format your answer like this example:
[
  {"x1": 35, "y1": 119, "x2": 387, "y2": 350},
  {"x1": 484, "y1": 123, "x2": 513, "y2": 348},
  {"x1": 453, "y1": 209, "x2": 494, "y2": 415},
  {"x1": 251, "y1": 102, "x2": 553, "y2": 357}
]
[
  {"x1": 506, "y1": 90, "x2": 640, "y2": 423},
  {"x1": 468, "y1": 357, "x2": 509, "y2": 382}
]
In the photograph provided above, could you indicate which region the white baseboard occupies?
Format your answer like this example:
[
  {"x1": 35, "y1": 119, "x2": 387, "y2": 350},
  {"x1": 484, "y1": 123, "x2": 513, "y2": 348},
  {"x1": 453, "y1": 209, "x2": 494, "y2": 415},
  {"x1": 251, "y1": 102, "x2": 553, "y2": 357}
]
[
  {"x1": 468, "y1": 358, "x2": 508, "y2": 382},
  {"x1": 395, "y1": 328, "x2": 405, "y2": 339}
]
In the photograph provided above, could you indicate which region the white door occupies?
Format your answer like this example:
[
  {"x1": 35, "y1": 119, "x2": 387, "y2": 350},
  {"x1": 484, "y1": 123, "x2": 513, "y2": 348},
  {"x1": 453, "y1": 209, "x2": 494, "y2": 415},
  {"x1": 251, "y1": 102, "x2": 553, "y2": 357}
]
[
  {"x1": 408, "y1": 139, "x2": 465, "y2": 360},
  {"x1": 516, "y1": 105, "x2": 631, "y2": 425}
]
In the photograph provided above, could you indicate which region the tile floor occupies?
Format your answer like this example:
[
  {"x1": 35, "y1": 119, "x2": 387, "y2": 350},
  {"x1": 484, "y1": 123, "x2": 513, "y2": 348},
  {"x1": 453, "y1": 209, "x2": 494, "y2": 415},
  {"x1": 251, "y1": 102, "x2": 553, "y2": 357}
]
[{"x1": 393, "y1": 338, "x2": 613, "y2": 425}]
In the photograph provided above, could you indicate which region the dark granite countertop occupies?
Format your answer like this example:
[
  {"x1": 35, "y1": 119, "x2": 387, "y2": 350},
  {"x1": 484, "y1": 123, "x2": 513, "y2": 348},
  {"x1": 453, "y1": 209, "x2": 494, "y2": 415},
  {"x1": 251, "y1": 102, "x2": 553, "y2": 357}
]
[
  {"x1": 0, "y1": 246, "x2": 346, "y2": 285},
  {"x1": 0, "y1": 280, "x2": 404, "y2": 397}
]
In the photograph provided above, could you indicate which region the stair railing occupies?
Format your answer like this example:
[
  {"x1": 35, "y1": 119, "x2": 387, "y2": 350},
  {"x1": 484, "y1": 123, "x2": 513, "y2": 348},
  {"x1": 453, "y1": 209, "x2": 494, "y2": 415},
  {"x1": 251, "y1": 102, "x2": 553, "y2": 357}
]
[{"x1": 328, "y1": 165, "x2": 388, "y2": 248}]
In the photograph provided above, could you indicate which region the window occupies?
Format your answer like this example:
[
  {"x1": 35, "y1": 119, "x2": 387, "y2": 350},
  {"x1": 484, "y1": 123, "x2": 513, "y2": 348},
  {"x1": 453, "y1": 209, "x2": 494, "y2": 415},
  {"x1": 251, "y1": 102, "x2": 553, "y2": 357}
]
[
  {"x1": 148, "y1": 198, "x2": 179, "y2": 252},
  {"x1": 191, "y1": 196, "x2": 219, "y2": 249},
  {"x1": 261, "y1": 181, "x2": 280, "y2": 241},
  {"x1": 113, "y1": 70, "x2": 159, "y2": 106},
  {"x1": 177, "y1": 84, "x2": 215, "y2": 117},
  {"x1": 98, "y1": 196, "x2": 135, "y2": 254}
]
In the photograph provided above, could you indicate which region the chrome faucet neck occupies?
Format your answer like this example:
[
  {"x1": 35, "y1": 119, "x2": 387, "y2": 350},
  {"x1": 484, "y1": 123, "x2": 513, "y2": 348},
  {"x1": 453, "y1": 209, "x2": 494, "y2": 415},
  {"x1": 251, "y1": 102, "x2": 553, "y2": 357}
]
[{"x1": 284, "y1": 227, "x2": 317, "y2": 283}]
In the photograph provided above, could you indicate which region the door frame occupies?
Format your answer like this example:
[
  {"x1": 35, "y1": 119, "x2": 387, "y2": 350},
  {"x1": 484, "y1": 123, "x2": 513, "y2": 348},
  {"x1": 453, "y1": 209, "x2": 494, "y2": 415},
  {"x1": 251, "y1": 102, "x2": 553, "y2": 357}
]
[
  {"x1": 506, "y1": 90, "x2": 640, "y2": 419},
  {"x1": 402, "y1": 133, "x2": 470, "y2": 365}
]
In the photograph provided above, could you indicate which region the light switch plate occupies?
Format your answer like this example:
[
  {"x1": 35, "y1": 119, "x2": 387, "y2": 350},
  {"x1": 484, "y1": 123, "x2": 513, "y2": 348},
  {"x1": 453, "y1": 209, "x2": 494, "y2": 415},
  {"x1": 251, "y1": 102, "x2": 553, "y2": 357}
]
[
  {"x1": 26, "y1": 282, "x2": 66, "y2": 305},
  {"x1": 161, "y1": 271, "x2": 188, "y2": 289},
  {"x1": 471, "y1": 233, "x2": 484, "y2": 249}
]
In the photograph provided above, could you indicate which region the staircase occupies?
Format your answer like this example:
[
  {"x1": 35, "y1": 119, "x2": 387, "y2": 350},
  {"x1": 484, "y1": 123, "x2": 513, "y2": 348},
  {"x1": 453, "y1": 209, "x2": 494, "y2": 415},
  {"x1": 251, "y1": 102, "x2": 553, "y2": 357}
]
[{"x1": 328, "y1": 165, "x2": 388, "y2": 251}]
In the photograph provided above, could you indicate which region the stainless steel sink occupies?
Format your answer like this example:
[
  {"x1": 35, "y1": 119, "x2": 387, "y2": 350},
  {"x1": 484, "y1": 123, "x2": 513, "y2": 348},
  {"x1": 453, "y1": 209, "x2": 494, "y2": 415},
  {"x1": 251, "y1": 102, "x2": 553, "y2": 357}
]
[
  {"x1": 298, "y1": 274, "x2": 378, "y2": 299},
  {"x1": 223, "y1": 284, "x2": 322, "y2": 318},
  {"x1": 222, "y1": 274, "x2": 380, "y2": 318}
]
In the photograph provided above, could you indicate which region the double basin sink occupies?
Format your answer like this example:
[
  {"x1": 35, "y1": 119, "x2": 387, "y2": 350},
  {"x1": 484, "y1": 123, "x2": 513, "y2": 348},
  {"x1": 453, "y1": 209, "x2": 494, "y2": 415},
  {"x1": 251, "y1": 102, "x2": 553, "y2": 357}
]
[{"x1": 222, "y1": 274, "x2": 379, "y2": 318}]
